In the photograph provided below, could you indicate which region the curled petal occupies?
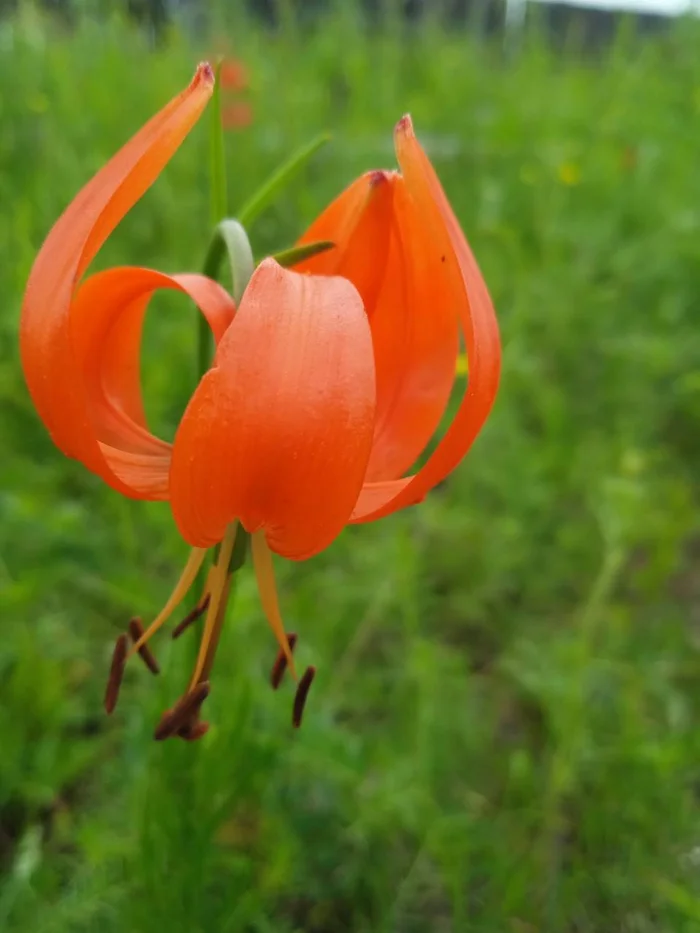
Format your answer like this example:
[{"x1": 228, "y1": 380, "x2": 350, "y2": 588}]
[
  {"x1": 352, "y1": 115, "x2": 501, "y2": 521},
  {"x1": 20, "y1": 64, "x2": 214, "y2": 496},
  {"x1": 71, "y1": 267, "x2": 235, "y2": 497},
  {"x1": 170, "y1": 259, "x2": 376, "y2": 558}
]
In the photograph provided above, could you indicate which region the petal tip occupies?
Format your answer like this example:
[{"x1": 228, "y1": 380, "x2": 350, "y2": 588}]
[
  {"x1": 369, "y1": 169, "x2": 391, "y2": 188},
  {"x1": 395, "y1": 114, "x2": 414, "y2": 138},
  {"x1": 193, "y1": 61, "x2": 215, "y2": 90}
]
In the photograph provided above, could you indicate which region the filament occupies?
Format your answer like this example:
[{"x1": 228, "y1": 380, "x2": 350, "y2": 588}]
[
  {"x1": 188, "y1": 523, "x2": 238, "y2": 689},
  {"x1": 128, "y1": 546, "x2": 207, "y2": 657},
  {"x1": 251, "y1": 531, "x2": 297, "y2": 680}
]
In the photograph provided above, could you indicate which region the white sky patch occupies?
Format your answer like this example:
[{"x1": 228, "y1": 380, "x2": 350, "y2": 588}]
[{"x1": 527, "y1": 0, "x2": 700, "y2": 15}]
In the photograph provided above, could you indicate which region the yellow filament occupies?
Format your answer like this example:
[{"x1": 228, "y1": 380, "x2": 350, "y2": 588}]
[
  {"x1": 200, "y1": 564, "x2": 217, "y2": 603},
  {"x1": 188, "y1": 523, "x2": 238, "y2": 689},
  {"x1": 128, "y1": 547, "x2": 208, "y2": 658},
  {"x1": 198, "y1": 571, "x2": 233, "y2": 683},
  {"x1": 251, "y1": 531, "x2": 297, "y2": 680}
]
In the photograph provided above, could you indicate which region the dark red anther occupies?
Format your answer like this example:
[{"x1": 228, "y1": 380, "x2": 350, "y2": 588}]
[
  {"x1": 128, "y1": 617, "x2": 160, "y2": 674},
  {"x1": 270, "y1": 633, "x2": 298, "y2": 689},
  {"x1": 172, "y1": 594, "x2": 210, "y2": 640},
  {"x1": 104, "y1": 634, "x2": 128, "y2": 715},
  {"x1": 153, "y1": 681, "x2": 211, "y2": 741},
  {"x1": 177, "y1": 720, "x2": 210, "y2": 742},
  {"x1": 292, "y1": 666, "x2": 316, "y2": 728}
]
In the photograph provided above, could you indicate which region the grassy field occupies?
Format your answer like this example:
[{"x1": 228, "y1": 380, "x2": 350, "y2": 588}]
[{"x1": 2, "y1": 2, "x2": 700, "y2": 930}]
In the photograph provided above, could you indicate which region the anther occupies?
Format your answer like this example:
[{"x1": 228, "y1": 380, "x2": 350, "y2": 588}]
[
  {"x1": 128, "y1": 617, "x2": 160, "y2": 674},
  {"x1": 177, "y1": 721, "x2": 210, "y2": 742},
  {"x1": 172, "y1": 594, "x2": 211, "y2": 640},
  {"x1": 153, "y1": 681, "x2": 210, "y2": 741},
  {"x1": 292, "y1": 666, "x2": 316, "y2": 728},
  {"x1": 270, "y1": 633, "x2": 298, "y2": 689},
  {"x1": 104, "y1": 634, "x2": 128, "y2": 715}
]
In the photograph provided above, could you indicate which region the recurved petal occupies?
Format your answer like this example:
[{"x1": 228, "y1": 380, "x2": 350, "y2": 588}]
[
  {"x1": 20, "y1": 64, "x2": 214, "y2": 495},
  {"x1": 170, "y1": 259, "x2": 376, "y2": 558},
  {"x1": 363, "y1": 173, "x2": 459, "y2": 482},
  {"x1": 294, "y1": 171, "x2": 394, "y2": 319},
  {"x1": 352, "y1": 115, "x2": 501, "y2": 521},
  {"x1": 70, "y1": 267, "x2": 235, "y2": 497}
]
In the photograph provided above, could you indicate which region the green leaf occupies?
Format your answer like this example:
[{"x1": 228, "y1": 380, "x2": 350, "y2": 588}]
[{"x1": 236, "y1": 133, "x2": 331, "y2": 228}]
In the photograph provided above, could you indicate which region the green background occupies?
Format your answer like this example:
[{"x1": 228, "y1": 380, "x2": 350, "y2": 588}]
[{"x1": 1, "y1": 2, "x2": 700, "y2": 930}]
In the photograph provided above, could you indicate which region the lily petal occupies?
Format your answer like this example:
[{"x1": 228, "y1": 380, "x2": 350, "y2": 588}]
[
  {"x1": 20, "y1": 64, "x2": 214, "y2": 496},
  {"x1": 170, "y1": 259, "x2": 376, "y2": 558},
  {"x1": 363, "y1": 174, "x2": 459, "y2": 482},
  {"x1": 71, "y1": 267, "x2": 235, "y2": 497},
  {"x1": 351, "y1": 115, "x2": 501, "y2": 521},
  {"x1": 294, "y1": 171, "x2": 394, "y2": 321},
  {"x1": 295, "y1": 165, "x2": 459, "y2": 484}
]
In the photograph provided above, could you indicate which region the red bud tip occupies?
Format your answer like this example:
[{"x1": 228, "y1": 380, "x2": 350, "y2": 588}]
[
  {"x1": 193, "y1": 62, "x2": 215, "y2": 89},
  {"x1": 292, "y1": 666, "x2": 316, "y2": 728},
  {"x1": 395, "y1": 114, "x2": 414, "y2": 137},
  {"x1": 369, "y1": 169, "x2": 391, "y2": 188}
]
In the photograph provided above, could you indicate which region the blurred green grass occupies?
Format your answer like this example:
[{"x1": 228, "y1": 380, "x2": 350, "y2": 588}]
[{"x1": 2, "y1": 2, "x2": 700, "y2": 930}]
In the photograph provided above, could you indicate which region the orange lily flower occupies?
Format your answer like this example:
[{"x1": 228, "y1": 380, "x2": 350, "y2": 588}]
[{"x1": 20, "y1": 65, "x2": 500, "y2": 739}]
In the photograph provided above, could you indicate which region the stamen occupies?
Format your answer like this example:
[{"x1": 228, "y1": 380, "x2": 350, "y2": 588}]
[
  {"x1": 128, "y1": 617, "x2": 160, "y2": 674},
  {"x1": 104, "y1": 634, "x2": 128, "y2": 714},
  {"x1": 251, "y1": 531, "x2": 297, "y2": 680},
  {"x1": 177, "y1": 720, "x2": 210, "y2": 742},
  {"x1": 270, "y1": 633, "x2": 298, "y2": 689},
  {"x1": 198, "y1": 572, "x2": 232, "y2": 684},
  {"x1": 292, "y1": 666, "x2": 316, "y2": 728},
  {"x1": 153, "y1": 681, "x2": 210, "y2": 741},
  {"x1": 188, "y1": 524, "x2": 238, "y2": 689},
  {"x1": 128, "y1": 547, "x2": 207, "y2": 658},
  {"x1": 171, "y1": 593, "x2": 211, "y2": 640}
]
